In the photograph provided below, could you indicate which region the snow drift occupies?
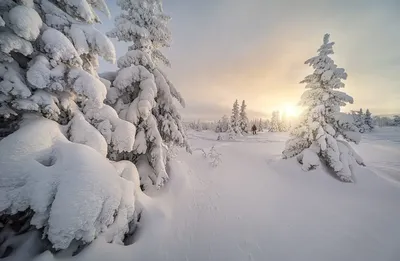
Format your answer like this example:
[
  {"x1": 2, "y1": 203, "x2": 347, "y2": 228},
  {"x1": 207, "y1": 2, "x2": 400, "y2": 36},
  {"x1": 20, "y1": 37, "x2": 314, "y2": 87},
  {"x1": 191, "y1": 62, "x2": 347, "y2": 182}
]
[{"x1": 0, "y1": 116, "x2": 140, "y2": 251}]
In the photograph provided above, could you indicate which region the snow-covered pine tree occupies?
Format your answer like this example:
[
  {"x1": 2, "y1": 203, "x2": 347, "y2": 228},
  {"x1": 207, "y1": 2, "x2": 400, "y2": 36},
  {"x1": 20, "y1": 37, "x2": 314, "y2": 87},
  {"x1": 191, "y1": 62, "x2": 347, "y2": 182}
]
[
  {"x1": 270, "y1": 110, "x2": 280, "y2": 132},
  {"x1": 282, "y1": 34, "x2": 364, "y2": 182},
  {"x1": 105, "y1": 0, "x2": 190, "y2": 190},
  {"x1": 231, "y1": 99, "x2": 241, "y2": 134},
  {"x1": 393, "y1": 115, "x2": 400, "y2": 126},
  {"x1": 364, "y1": 109, "x2": 374, "y2": 131},
  {"x1": 227, "y1": 122, "x2": 236, "y2": 140},
  {"x1": 352, "y1": 108, "x2": 365, "y2": 133},
  {"x1": 258, "y1": 118, "x2": 264, "y2": 132},
  {"x1": 215, "y1": 115, "x2": 229, "y2": 132},
  {"x1": 0, "y1": 0, "x2": 141, "y2": 257},
  {"x1": 239, "y1": 100, "x2": 248, "y2": 133},
  {"x1": 215, "y1": 119, "x2": 222, "y2": 132}
]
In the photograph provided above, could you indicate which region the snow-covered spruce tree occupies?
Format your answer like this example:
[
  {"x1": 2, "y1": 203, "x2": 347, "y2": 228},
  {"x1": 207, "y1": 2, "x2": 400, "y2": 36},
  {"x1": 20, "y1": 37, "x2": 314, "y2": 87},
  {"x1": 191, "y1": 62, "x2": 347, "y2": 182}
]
[
  {"x1": 105, "y1": 0, "x2": 190, "y2": 190},
  {"x1": 239, "y1": 100, "x2": 248, "y2": 133},
  {"x1": 282, "y1": 34, "x2": 364, "y2": 182},
  {"x1": 364, "y1": 109, "x2": 374, "y2": 131},
  {"x1": 270, "y1": 110, "x2": 280, "y2": 132},
  {"x1": 215, "y1": 115, "x2": 229, "y2": 133},
  {"x1": 0, "y1": 0, "x2": 141, "y2": 257},
  {"x1": 227, "y1": 122, "x2": 236, "y2": 140},
  {"x1": 393, "y1": 115, "x2": 400, "y2": 126},
  {"x1": 258, "y1": 118, "x2": 264, "y2": 132},
  {"x1": 352, "y1": 108, "x2": 366, "y2": 133},
  {"x1": 230, "y1": 99, "x2": 241, "y2": 134},
  {"x1": 215, "y1": 119, "x2": 222, "y2": 132}
]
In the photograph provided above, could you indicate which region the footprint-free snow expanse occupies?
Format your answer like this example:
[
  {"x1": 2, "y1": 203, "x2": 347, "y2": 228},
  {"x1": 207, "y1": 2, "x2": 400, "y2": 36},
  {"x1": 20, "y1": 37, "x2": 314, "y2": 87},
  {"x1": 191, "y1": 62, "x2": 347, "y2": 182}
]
[{"x1": 37, "y1": 128, "x2": 400, "y2": 261}]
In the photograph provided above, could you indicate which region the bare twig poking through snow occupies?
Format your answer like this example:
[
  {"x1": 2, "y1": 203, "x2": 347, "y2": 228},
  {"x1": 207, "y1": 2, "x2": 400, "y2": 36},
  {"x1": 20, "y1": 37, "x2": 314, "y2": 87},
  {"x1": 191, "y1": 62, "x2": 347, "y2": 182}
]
[
  {"x1": 193, "y1": 148, "x2": 207, "y2": 158},
  {"x1": 193, "y1": 146, "x2": 222, "y2": 167}
]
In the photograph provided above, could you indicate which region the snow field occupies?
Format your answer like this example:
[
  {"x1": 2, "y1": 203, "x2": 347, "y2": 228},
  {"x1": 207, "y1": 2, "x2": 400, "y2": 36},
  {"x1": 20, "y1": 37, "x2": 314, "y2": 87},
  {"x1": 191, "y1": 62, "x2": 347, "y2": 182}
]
[{"x1": 33, "y1": 129, "x2": 400, "y2": 261}]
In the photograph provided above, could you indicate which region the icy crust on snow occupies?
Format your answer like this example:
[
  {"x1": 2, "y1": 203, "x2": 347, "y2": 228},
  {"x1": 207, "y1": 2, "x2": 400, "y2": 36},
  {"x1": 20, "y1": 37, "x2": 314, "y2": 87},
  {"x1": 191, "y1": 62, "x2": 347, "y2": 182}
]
[{"x1": 0, "y1": 117, "x2": 139, "y2": 250}]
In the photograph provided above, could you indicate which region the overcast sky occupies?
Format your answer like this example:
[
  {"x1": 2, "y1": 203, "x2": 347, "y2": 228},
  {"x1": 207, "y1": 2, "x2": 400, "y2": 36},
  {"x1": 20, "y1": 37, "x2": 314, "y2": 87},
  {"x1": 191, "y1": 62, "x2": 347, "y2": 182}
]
[{"x1": 99, "y1": 0, "x2": 400, "y2": 120}]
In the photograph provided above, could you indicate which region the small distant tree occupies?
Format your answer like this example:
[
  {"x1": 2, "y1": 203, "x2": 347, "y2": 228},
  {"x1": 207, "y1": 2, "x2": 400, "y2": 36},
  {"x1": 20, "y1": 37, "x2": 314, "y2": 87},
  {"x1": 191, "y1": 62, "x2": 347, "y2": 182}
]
[
  {"x1": 239, "y1": 100, "x2": 249, "y2": 133},
  {"x1": 364, "y1": 109, "x2": 374, "y2": 131},
  {"x1": 270, "y1": 111, "x2": 280, "y2": 132},
  {"x1": 282, "y1": 34, "x2": 363, "y2": 182},
  {"x1": 374, "y1": 116, "x2": 393, "y2": 127},
  {"x1": 216, "y1": 115, "x2": 229, "y2": 132},
  {"x1": 394, "y1": 115, "x2": 400, "y2": 126},
  {"x1": 231, "y1": 100, "x2": 241, "y2": 134},
  {"x1": 215, "y1": 120, "x2": 222, "y2": 132},
  {"x1": 227, "y1": 122, "x2": 236, "y2": 140},
  {"x1": 258, "y1": 118, "x2": 264, "y2": 132},
  {"x1": 352, "y1": 108, "x2": 366, "y2": 133}
]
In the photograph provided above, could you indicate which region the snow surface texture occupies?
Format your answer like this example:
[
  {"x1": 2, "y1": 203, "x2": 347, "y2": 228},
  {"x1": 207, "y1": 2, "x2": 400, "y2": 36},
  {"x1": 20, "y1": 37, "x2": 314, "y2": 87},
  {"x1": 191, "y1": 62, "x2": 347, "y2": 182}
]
[
  {"x1": 0, "y1": 116, "x2": 139, "y2": 251},
  {"x1": 283, "y1": 34, "x2": 363, "y2": 181},
  {"x1": 29, "y1": 129, "x2": 400, "y2": 261}
]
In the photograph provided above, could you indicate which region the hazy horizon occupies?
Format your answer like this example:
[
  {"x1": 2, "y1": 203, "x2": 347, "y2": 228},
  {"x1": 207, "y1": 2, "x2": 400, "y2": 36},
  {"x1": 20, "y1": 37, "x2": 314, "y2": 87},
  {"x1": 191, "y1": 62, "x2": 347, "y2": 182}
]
[{"x1": 99, "y1": 0, "x2": 400, "y2": 121}]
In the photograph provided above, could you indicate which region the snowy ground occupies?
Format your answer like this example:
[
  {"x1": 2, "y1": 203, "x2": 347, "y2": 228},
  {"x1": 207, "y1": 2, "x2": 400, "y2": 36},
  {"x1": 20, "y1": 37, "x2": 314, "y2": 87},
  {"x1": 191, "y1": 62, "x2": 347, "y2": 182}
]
[{"x1": 36, "y1": 128, "x2": 400, "y2": 261}]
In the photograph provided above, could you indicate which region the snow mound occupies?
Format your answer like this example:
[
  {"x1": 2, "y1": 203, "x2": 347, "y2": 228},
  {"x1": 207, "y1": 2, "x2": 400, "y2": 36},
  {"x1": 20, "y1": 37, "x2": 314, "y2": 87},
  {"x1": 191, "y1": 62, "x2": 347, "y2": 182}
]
[{"x1": 0, "y1": 116, "x2": 139, "y2": 250}]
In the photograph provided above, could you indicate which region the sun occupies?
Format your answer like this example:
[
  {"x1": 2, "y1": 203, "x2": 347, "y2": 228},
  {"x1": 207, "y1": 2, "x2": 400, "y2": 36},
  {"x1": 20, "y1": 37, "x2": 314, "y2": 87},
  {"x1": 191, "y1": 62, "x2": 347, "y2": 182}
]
[{"x1": 283, "y1": 104, "x2": 300, "y2": 117}]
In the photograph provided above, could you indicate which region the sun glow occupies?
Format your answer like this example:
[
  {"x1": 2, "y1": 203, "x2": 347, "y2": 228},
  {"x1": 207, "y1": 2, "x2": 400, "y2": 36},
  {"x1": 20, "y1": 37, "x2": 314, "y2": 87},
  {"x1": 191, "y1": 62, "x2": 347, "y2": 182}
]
[{"x1": 283, "y1": 104, "x2": 301, "y2": 117}]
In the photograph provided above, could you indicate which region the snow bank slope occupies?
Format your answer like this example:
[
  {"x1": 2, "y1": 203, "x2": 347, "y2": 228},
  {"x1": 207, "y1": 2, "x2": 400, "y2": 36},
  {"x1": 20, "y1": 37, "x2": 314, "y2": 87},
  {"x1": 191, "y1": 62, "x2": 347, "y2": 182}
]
[
  {"x1": 0, "y1": 116, "x2": 137, "y2": 250},
  {"x1": 35, "y1": 129, "x2": 400, "y2": 261}
]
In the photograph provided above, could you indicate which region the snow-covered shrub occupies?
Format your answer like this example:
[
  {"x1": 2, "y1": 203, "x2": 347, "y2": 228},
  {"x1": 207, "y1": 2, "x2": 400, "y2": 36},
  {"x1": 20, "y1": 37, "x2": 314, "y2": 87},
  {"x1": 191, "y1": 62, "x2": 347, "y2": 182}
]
[
  {"x1": 0, "y1": 117, "x2": 140, "y2": 257},
  {"x1": 282, "y1": 34, "x2": 364, "y2": 182},
  {"x1": 208, "y1": 146, "x2": 222, "y2": 167},
  {"x1": 105, "y1": 0, "x2": 190, "y2": 190},
  {"x1": 215, "y1": 115, "x2": 230, "y2": 133},
  {"x1": 192, "y1": 146, "x2": 222, "y2": 167}
]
